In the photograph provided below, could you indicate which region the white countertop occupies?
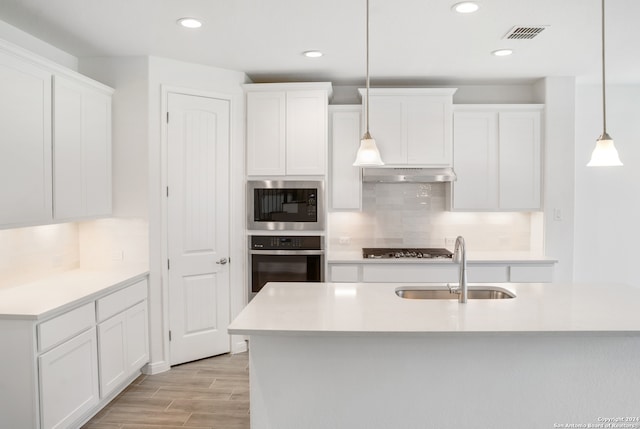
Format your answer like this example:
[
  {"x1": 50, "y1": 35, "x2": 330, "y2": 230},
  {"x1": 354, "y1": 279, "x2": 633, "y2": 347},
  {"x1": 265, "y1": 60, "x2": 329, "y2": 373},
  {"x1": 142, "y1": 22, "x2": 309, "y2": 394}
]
[
  {"x1": 0, "y1": 267, "x2": 149, "y2": 320},
  {"x1": 327, "y1": 250, "x2": 557, "y2": 264},
  {"x1": 228, "y1": 281, "x2": 640, "y2": 336}
]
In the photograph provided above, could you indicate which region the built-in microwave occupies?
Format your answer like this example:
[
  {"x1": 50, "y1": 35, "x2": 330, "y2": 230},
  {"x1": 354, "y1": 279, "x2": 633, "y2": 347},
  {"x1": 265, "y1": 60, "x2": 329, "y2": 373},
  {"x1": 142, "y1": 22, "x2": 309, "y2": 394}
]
[{"x1": 247, "y1": 180, "x2": 325, "y2": 231}]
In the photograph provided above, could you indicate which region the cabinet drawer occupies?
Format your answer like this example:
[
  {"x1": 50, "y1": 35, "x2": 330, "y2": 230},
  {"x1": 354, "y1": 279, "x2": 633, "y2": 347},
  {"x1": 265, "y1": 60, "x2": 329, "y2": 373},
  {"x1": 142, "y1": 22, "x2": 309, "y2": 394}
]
[
  {"x1": 330, "y1": 265, "x2": 360, "y2": 282},
  {"x1": 38, "y1": 302, "x2": 95, "y2": 352},
  {"x1": 362, "y1": 264, "x2": 458, "y2": 283},
  {"x1": 468, "y1": 265, "x2": 509, "y2": 283},
  {"x1": 510, "y1": 265, "x2": 554, "y2": 283},
  {"x1": 97, "y1": 279, "x2": 147, "y2": 322}
]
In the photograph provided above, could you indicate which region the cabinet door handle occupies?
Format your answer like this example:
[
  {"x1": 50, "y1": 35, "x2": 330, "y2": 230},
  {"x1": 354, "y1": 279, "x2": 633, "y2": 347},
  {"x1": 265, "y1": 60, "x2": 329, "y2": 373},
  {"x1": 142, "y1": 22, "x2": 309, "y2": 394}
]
[{"x1": 216, "y1": 258, "x2": 228, "y2": 265}]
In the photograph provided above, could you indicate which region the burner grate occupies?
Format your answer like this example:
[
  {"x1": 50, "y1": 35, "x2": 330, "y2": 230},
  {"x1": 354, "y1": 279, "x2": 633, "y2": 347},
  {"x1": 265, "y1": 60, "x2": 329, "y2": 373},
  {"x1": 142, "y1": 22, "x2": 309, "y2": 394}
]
[{"x1": 362, "y1": 248, "x2": 453, "y2": 259}]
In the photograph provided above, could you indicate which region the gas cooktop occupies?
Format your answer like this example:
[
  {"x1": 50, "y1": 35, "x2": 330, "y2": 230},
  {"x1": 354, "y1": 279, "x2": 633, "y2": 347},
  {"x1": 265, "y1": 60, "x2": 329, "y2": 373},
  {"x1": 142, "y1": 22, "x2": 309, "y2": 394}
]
[{"x1": 362, "y1": 248, "x2": 454, "y2": 259}]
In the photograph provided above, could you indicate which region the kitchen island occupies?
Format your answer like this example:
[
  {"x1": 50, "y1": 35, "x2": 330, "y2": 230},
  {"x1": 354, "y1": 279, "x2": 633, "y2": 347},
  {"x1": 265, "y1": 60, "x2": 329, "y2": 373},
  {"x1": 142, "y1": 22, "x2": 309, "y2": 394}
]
[{"x1": 228, "y1": 281, "x2": 640, "y2": 429}]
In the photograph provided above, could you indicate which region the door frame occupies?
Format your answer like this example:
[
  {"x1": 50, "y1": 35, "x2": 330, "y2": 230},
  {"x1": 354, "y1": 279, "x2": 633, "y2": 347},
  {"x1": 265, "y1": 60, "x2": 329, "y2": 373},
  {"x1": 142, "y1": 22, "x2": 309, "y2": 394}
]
[{"x1": 160, "y1": 85, "x2": 247, "y2": 368}]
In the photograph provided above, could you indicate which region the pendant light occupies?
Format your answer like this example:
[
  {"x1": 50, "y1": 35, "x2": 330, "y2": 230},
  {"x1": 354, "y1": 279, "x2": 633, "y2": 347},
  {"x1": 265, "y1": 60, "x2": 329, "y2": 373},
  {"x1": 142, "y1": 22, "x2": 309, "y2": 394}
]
[
  {"x1": 587, "y1": 0, "x2": 622, "y2": 166},
  {"x1": 353, "y1": 0, "x2": 384, "y2": 166}
]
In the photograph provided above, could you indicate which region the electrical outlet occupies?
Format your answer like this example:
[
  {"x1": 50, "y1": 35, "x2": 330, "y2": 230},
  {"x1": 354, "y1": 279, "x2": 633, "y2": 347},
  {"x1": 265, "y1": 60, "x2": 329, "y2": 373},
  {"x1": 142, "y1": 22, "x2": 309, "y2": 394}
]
[
  {"x1": 338, "y1": 236, "x2": 351, "y2": 245},
  {"x1": 111, "y1": 250, "x2": 124, "y2": 261}
]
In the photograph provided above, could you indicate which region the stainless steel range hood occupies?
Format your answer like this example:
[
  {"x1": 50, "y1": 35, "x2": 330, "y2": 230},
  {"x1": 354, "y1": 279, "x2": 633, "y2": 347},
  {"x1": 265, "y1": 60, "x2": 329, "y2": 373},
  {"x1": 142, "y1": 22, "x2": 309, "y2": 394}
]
[{"x1": 362, "y1": 167, "x2": 457, "y2": 183}]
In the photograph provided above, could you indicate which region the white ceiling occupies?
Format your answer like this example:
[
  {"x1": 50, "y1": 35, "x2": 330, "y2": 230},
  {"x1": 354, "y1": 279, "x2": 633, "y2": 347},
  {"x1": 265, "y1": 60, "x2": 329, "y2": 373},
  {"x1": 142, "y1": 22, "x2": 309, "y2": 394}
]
[{"x1": 0, "y1": 0, "x2": 638, "y2": 85}]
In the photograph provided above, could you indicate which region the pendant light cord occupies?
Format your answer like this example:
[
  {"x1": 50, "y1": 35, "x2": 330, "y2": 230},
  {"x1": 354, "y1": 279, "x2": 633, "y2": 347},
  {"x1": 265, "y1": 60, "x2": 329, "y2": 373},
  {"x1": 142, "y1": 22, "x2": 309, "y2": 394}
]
[
  {"x1": 601, "y1": 0, "x2": 607, "y2": 134},
  {"x1": 365, "y1": 0, "x2": 370, "y2": 135}
]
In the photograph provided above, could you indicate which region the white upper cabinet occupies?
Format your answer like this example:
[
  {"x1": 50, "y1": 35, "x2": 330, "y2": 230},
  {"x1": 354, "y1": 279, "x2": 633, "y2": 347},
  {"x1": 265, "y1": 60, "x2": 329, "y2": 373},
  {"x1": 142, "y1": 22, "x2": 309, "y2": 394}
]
[
  {"x1": 360, "y1": 88, "x2": 457, "y2": 167},
  {"x1": 498, "y1": 111, "x2": 542, "y2": 210},
  {"x1": 245, "y1": 83, "x2": 332, "y2": 176},
  {"x1": 329, "y1": 106, "x2": 362, "y2": 210},
  {"x1": 0, "y1": 48, "x2": 53, "y2": 226},
  {"x1": 246, "y1": 91, "x2": 286, "y2": 176},
  {"x1": 451, "y1": 105, "x2": 543, "y2": 211},
  {"x1": 53, "y1": 75, "x2": 112, "y2": 220},
  {"x1": 1, "y1": 41, "x2": 113, "y2": 228}
]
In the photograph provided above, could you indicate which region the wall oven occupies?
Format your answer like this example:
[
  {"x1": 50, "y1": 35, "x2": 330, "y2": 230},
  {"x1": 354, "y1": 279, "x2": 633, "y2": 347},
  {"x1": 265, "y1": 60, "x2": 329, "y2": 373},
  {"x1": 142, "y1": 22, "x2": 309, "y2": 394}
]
[
  {"x1": 249, "y1": 235, "x2": 324, "y2": 300},
  {"x1": 247, "y1": 180, "x2": 325, "y2": 231}
]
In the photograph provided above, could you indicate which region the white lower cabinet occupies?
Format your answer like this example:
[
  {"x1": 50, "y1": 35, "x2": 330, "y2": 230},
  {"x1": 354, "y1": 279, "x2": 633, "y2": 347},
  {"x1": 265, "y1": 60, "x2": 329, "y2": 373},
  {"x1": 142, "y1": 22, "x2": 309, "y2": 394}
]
[
  {"x1": 329, "y1": 262, "x2": 554, "y2": 283},
  {"x1": 97, "y1": 312, "x2": 128, "y2": 397},
  {"x1": 0, "y1": 275, "x2": 149, "y2": 429},
  {"x1": 39, "y1": 328, "x2": 99, "y2": 429},
  {"x1": 98, "y1": 300, "x2": 148, "y2": 398}
]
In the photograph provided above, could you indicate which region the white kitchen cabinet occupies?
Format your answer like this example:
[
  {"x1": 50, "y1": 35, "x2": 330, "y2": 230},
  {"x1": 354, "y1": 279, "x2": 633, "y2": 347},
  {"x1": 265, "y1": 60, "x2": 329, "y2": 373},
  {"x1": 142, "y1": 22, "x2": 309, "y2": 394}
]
[
  {"x1": 0, "y1": 274, "x2": 149, "y2": 429},
  {"x1": 53, "y1": 75, "x2": 112, "y2": 220},
  {"x1": 0, "y1": 47, "x2": 53, "y2": 227},
  {"x1": 328, "y1": 261, "x2": 554, "y2": 283},
  {"x1": 245, "y1": 83, "x2": 332, "y2": 176},
  {"x1": 329, "y1": 264, "x2": 361, "y2": 282},
  {"x1": 246, "y1": 91, "x2": 286, "y2": 175},
  {"x1": 0, "y1": 41, "x2": 113, "y2": 228},
  {"x1": 97, "y1": 278, "x2": 148, "y2": 398},
  {"x1": 358, "y1": 88, "x2": 457, "y2": 167},
  {"x1": 97, "y1": 311, "x2": 127, "y2": 398},
  {"x1": 329, "y1": 106, "x2": 362, "y2": 210},
  {"x1": 39, "y1": 328, "x2": 99, "y2": 429},
  {"x1": 451, "y1": 105, "x2": 543, "y2": 211}
]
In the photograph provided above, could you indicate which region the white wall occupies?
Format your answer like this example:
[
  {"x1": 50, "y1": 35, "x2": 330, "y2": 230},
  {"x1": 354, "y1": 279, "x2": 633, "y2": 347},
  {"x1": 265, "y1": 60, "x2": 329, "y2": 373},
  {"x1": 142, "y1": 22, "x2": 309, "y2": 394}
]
[
  {"x1": 534, "y1": 77, "x2": 576, "y2": 283},
  {"x1": 574, "y1": 85, "x2": 640, "y2": 285},
  {"x1": 0, "y1": 19, "x2": 77, "y2": 70}
]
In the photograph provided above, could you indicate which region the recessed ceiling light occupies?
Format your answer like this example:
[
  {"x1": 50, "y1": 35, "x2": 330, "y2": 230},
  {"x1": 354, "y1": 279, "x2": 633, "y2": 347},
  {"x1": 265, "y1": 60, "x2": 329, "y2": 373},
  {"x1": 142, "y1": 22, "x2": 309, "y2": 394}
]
[
  {"x1": 303, "y1": 50, "x2": 323, "y2": 58},
  {"x1": 452, "y1": 2, "x2": 480, "y2": 13},
  {"x1": 492, "y1": 49, "x2": 513, "y2": 56},
  {"x1": 177, "y1": 18, "x2": 202, "y2": 29}
]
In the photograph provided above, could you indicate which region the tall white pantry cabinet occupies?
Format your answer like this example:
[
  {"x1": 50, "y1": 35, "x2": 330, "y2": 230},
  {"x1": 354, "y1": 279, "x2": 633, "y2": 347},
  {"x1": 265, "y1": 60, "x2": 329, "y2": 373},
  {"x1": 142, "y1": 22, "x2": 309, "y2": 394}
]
[{"x1": 0, "y1": 40, "x2": 113, "y2": 229}]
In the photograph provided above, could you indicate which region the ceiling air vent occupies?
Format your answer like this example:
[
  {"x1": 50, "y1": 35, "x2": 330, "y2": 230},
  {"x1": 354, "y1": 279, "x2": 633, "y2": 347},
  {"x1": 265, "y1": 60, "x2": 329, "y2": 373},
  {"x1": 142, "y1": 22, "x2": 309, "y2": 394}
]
[{"x1": 503, "y1": 25, "x2": 548, "y2": 40}]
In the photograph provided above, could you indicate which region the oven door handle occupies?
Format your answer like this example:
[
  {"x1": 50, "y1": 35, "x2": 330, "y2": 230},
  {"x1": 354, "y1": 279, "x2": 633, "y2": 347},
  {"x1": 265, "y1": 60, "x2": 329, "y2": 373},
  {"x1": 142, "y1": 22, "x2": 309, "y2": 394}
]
[{"x1": 249, "y1": 249, "x2": 325, "y2": 256}]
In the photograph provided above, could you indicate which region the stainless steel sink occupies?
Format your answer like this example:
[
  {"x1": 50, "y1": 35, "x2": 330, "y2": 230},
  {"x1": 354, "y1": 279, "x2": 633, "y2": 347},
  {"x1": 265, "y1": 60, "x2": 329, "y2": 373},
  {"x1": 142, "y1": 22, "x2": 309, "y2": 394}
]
[{"x1": 395, "y1": 286, "x2": 516, "y2": 300}]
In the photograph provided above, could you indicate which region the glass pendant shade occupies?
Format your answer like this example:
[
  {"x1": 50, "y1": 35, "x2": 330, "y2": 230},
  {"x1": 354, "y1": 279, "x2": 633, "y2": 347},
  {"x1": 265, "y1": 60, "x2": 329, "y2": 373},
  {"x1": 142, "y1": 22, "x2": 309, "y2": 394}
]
[
  {"x1": 353, "y1": 132, "x2": 384, "y2": 166},
  {"x1": 587, "y1": 133, "x2": 623, "y2": 166}
]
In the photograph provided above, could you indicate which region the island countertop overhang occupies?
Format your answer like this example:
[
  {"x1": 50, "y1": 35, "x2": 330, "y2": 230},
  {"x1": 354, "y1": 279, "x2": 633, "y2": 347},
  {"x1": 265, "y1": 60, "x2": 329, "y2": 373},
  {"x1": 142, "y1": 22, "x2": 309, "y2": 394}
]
[{"x1": 228, "y1": 281, "x2": 640, "y2": 336}]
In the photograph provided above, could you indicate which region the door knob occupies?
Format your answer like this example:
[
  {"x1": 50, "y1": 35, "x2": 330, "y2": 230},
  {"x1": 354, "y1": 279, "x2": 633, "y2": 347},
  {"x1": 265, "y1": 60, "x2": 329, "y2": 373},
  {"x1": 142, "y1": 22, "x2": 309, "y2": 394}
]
[{"x1": 216, "y1": 258, "x2": 228, "y2": 265}]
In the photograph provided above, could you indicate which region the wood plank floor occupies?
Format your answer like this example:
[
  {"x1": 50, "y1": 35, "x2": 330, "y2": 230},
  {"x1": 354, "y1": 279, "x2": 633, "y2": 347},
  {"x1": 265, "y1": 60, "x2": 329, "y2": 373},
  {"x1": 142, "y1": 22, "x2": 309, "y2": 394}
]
[{"x1": 82, "y1": 352, "x2": 249, "y2": 429}]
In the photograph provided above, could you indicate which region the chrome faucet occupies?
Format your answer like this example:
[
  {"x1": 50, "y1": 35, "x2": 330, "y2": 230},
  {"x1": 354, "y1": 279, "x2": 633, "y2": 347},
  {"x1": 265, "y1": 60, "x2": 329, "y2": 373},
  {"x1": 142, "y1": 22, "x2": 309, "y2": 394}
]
[{"x1": 449, "y1": 236, "x2": 468, "y2": 303}]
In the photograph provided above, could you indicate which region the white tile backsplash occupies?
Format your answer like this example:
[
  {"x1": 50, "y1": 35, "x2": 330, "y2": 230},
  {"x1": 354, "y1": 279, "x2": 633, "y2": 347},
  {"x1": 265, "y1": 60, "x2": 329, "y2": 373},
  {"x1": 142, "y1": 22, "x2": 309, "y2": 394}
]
[
  {"x1": 78, "y1": 218, "x2": 149, "y2": 270},
  {"x1": 0, "y1": 218, "x2": 149, "y2": 289},
  {"x1": 329, "y1": 183, "x2": 537, "y2": 252},
  {"x1": 0, "y1": 223, "x2": 80, "y2": 289}
]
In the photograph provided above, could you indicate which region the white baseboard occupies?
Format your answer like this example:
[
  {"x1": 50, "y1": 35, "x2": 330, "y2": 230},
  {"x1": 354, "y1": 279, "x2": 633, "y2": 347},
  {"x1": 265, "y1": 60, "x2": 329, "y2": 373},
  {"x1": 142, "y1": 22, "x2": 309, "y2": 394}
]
[
  {"x1": 231, "y1": 335, "x2": 248, "y2": 354},
  {"x1": 142, "y1": 360, "x2": 171, "y2": 375}
]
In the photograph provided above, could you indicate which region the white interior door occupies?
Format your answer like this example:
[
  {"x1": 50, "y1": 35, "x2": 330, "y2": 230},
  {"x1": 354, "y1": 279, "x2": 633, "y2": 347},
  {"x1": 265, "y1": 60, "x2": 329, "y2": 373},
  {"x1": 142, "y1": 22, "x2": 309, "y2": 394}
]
[{"x1": 167, "y1": 92, "x2": 231, "y2": 366}]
